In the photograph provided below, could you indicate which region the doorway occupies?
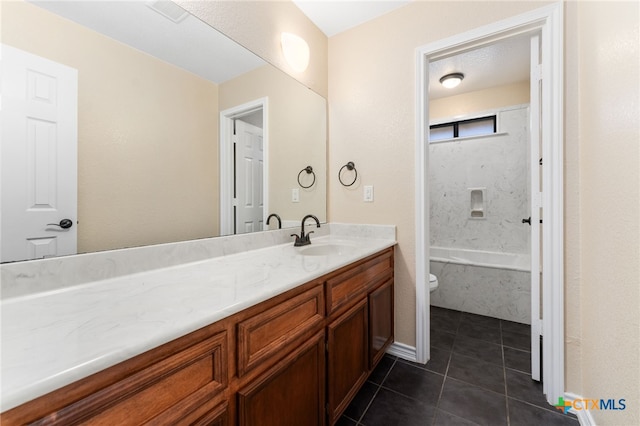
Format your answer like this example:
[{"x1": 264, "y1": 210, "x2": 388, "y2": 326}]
[
  {"x1": 414, "y1": 4, "x2": 564, "y2": 405},
  {"x1": 220, "y1": 98, "x2": 269, "y2": 235}
]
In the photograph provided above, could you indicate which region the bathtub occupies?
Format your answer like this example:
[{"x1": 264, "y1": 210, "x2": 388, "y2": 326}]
[{"x1": 429, "y1": 246, "x2": 531, "y2": 324}]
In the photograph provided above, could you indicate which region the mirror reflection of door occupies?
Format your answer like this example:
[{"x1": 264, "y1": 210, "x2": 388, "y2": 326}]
[
  {"x1": 233, "y1": 112, "x2": 264, "y2": 234},
  {"x1": 1, "y1": 44, "x2": 78, "y2": 262}
]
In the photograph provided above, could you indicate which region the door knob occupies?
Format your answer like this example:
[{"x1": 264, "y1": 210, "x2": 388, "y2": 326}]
[{"x1": 47, "y1": 219, "x2": 73, "y2": 229}]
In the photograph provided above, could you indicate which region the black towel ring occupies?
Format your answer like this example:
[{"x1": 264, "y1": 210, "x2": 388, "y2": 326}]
[
  {"x1": 297, "y1": 166, "x2": 316, "y2": 189},
  {"x1": 338, "y1": 161, "x2": 358, "y2": 187}
]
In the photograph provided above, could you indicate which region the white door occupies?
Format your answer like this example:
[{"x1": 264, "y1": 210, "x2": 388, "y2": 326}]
[
  {"x1": 234, "y1": 119, "x2": 263, "y2": 234},
  {"x1": 1, "y1": 45, "x2": 78, "y2": 262},
  {"x1": 529, "y1": 34, "x2": 543, "y2": 381}
]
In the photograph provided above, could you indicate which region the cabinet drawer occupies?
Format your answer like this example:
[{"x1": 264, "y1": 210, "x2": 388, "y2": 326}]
[
  {"x1": 326, "y1": 249, "x2": 393, "y2": 315},
  {"x1": 29, "y1": 331, "x2": 228, "y2": 425},
  {"x1": 237, "y1": 285, "x2": 325, "y2": 377}
]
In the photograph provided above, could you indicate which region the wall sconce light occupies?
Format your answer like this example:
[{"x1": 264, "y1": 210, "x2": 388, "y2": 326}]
[
  {"x1": 439, "y1": 72, "x2": 464, "y2": 89},
  {"x1": 281, "y1": 32, "x2": 310, "y2": 73}
]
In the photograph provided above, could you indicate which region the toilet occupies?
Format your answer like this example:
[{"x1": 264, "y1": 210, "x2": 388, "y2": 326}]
[{"x1": 429, "y1": 274, "x2": 439, "y2": 292}]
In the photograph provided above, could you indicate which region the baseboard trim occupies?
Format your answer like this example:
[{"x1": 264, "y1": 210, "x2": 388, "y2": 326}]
[
  {"x1": 386, "y1": 342, "x2": 417, "y2": 362},
  {"x1": 565, "y1": 393, "x2": 596, "y2": 426}
]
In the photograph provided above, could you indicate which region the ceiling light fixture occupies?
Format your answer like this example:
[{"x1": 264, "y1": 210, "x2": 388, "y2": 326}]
[
  {"x1": 281, "y1": 32, "x2": 310, "y2": 73},
  {"x1": 439, "y1": 73, "x2": 464, "y2": 89}
]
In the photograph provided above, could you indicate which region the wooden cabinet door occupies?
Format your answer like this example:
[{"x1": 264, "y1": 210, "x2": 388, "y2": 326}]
[
  {"x1": 368, "y1": 279, "x2": 394, "y2": 369},
  {"x1": 326, "y1": 299, "x2": 368, "y2": 424},
  {"x1": 237, "y1": 331, "x2": 325, "y2": 426}
]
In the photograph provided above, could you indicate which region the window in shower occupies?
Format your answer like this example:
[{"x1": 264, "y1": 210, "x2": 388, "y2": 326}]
[{"x1": 429, "y1": 115, "x2": 497, "y2": 142}]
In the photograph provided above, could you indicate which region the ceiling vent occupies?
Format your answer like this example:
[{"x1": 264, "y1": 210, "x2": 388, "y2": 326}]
[{"x1": 146, "y1": 1, "x2": 189, "y2": 23}]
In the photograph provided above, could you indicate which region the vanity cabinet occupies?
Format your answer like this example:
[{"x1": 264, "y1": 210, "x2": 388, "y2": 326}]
[
  {"x1": 1, "y1": 323, "x2": 230, "y2": 425},
  {"x1": 237, "y1": 331, "x2": 325, "y2": 426},
  {"x1": 325, "y1": 249, "x2": 394, "y2": 424},
  {"x1": 326, "y1": 299, "x2": 369, "y2": 423},
  {"x1": 368, "y1": 278, "x2": 394, "y2": 368},
  {"x1": 2, "y1": 247, "x2": 394, "y2": 426}
]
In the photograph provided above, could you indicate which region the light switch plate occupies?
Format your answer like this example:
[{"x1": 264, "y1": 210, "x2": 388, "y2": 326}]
[
  {"x1": 292, "y1": 188, "x2": 300, "y2": 202},
  {"x1": 364, "y1": 185, "x2": 374, "y2": 202}
]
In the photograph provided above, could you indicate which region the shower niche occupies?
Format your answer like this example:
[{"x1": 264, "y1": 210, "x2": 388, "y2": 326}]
[{"x1": 469, "y1": 188, "x2": 486, "y2": 219}]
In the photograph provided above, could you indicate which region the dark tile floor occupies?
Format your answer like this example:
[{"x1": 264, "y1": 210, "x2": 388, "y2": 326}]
[{"x1": 337, "y1": 306, "x2": 579, "y2": 426}]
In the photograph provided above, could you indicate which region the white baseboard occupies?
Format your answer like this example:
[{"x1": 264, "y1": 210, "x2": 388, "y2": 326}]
[
  {"x1": 386, "y1": 342, "x2": 417, "y2": 362},
  {"x1": 564, "y1": 393, "x2": 596, "y2": 426}
]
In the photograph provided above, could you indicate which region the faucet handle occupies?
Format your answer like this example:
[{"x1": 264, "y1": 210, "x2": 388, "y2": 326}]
[{"x1": 291, "y1": 233, "x2": 311, "y2": 247}]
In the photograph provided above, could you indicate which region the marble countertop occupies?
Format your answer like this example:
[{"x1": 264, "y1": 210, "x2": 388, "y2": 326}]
[{"x1": 0, "y1": 234, "x2": 395, "y2": 412}]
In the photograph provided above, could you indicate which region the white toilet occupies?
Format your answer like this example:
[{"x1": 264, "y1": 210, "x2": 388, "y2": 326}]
[{"x1": 429, "y1": 274, "x2": 439, "y2": 292}]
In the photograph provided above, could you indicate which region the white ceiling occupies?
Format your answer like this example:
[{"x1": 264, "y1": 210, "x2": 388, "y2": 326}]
[
  {"x1": 292, "y1": 0, "x2": 411, "y2": 37},
  {"x1": 30, "y1": 1, "x2": 531, "y2": 97},
  {"x1": 29, "y1": 1, "x2": 265, "y2": 84},
  {"x1": 293, "y1": 0, "x2": 530, "y2": 98},
  {"x1": 428, "y1": 35, "x2": 531, "y2": 99}
]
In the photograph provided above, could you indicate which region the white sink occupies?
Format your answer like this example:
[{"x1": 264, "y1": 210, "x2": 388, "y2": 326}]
[{"x1": 299, "y1": 243, "x2": 357, "y2": 257}]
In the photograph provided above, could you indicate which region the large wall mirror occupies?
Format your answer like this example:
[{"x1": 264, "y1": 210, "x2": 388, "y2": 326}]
[{"x1": 1, "y1": 0, "x2": 327, "y2": 263}]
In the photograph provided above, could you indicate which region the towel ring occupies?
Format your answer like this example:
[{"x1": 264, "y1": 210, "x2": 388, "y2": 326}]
[
  {"x1": 338, "y1": 161, "x2": 358, "y2": 187},
  {"x1": 297, "y1": 166, "x2": 316, "y2": 189}
]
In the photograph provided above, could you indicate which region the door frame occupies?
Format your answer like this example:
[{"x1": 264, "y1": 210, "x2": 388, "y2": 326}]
[
  {"x1": 414, "y1": 3, "x2": 564, "y2": 404},
  {"x1": 219, "y1": 98, "x2": 269, "y2": 235}
]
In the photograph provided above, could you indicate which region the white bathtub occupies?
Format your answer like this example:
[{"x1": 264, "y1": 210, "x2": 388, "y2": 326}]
[
  {"x1": 430, "y1": 247, "x2": 530, "y2": 272},
  {"x1": 430, "y1": 246, "x2": 531, "y2": 324}
]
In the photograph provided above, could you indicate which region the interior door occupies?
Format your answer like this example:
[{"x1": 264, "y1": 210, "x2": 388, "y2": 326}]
[
  {"x1": 234, "y1": 119, "x2": 264, "y2": 234},
  {"x1": 1, "y1": 44, "x2": 78, "y2": 262},
  {"x1": 529, "y1": 34, "x2": 543, "y2": 382}
]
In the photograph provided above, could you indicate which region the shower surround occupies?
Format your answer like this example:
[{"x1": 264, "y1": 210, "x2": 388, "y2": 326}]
[{"x1": 429, "y1": 105, "x2": 531, "y2": 323}]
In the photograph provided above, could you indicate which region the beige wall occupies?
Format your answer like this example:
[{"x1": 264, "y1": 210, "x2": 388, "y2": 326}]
[
  {"x1": 329, "y1": 1, "x2": 639, "y2": 424},
  {"x1": 3, "y1": 1, "x2": 220, "y2": 253},
  {"x1": 575, "y1": 1, "x2": 639, "y2": 424},
  {"x1": 176, "y1": 0, "x2": 328, "y2": 98},
  {"x1": 429, "y1": 81, "x2": 530, "y2": 121},
  {"x1": 5, "y1": 0, "x2": 638, "y2": 422},
  {"x1": 328, "y1": 0, "x2": 547, "y2": 353},
  {"x1": 219, "y1": 65, "x2": 327, "y2": 224}
]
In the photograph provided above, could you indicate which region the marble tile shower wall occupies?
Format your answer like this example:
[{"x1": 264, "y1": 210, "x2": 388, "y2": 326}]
[{"x1": 429, "y1": 105, "x2": 530, "y2": 254}]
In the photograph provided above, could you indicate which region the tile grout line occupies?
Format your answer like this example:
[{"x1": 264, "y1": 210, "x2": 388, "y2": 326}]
[
  {"x1": 429, "y1": 312, "x2": 460, "y2": 426},
  {"x1": 431, "y1": 340, "x2": 454, "y2": 425},
  {"x1": 502, "y1": 320, "x2": 512, "y2": 426},
  {"x1": 355, "y1": 357, "x2": 397, "y2": 425}
]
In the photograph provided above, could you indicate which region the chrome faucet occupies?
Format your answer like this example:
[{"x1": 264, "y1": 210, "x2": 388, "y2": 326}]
[
  {"x1": 291, "y1": 214, "x2": 320, "y2": 247},
  {"x1": 266, "y1": 213, "x2": 282, "y2": 229}
]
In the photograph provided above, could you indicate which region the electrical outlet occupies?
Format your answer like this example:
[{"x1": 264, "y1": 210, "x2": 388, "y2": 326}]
[
  {"x1": 364, "y1": 185, "x2": 374, "y2": 202},
  {"x1": 292, "y1": 188, "x2": 299, "y2": 203}
]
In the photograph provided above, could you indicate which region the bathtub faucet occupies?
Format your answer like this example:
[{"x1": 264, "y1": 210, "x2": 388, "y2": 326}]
[{"x1": 291, "y1": 214, "x2": 320, "y2": 247}]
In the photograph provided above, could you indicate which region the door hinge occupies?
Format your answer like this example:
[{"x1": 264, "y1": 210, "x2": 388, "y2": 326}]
[
  {"x1": 533, "y1": 318, "x2": 544, "y2": 336},
  {"x1": 534, "y1": 192, "x2": 543, "y2": 209},
  {"x1": 232, "y1": 198, "x2": 238, "y2": 207},
  {"x1": 532, "y1": 64, "x2": 543, "y2": 82}
]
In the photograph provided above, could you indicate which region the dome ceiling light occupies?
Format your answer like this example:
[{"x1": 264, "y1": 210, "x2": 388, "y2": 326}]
[{"x1": 439, "y1": 72, "x2": 464, "y2": 89}]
